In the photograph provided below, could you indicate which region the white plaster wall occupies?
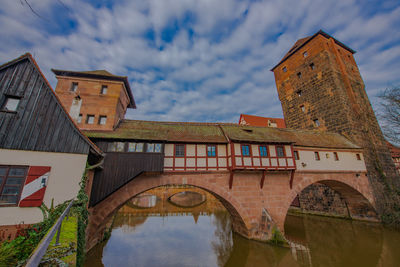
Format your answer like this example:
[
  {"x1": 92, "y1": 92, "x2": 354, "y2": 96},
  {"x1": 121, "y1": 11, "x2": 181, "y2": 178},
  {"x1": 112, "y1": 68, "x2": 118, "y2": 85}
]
[
  {"x1": 218, "y1": 158, "x2": 227, "y2": 167},
  {"x1": 197, "y1": 145, "x2": 206, "y2": 156},
  {"x1": 186, "y1": 145, "x2": 195, "y2": 157},
  {"x1": 235, "y1": 157, "x2": 242, "y2": 166},
  {"x1": 0, "y1": 149, "x2": 87, "y2": 225},
  {"x1": 278, "y1": 158, "x2": 286, "y2": 166},
  {"x1": 269, "y1": 146, "x2": 276, "y2": 157},
  {"x1": 251, "y1": 145, "x2": 259, "y2": 156},
  {"x1": 243, "y1": 157, "x2": 252, "y2": 166},
  {"x1": 261, "y1": 158, "x2": 269, "y2": 166},
  {"x1": 253, "y1": 158, "x2": 260, "y2": 166},
  {"x1": 164, "y1": 158, "x2": 173, "y2": 167},
  {"x1": 186, "y1": 158, "x2": 195, "y2": 167},
  {"x1": 218, "y1": 145, "x2": 226, "y2": 156},
  {"x1": 208, "y1": 158, "x2": 217, "y2": 167},
  {"x1": 234, "y1": 144, "x2": 241, "y2": 156},
  {"x1": 175, "y1": 158, "x2": 184, "y2": 167},
  {"x1": 198, "y1": 158, "x2": 206, "y2": 167},
  {"x1": 271, "y1": 158, "x2": 277, "y2": 166},
  {"x1": 165, "y1": 144, "x2": 174, "y2": 156},
  {"x1": 295, "y1": 149, "x2": 367, "y2": 172},
  {"x1": 285, "y1": 145, "x2": 292, "y2": 157},
  {"x1": 227, "y1": 144, "x2": 231, "y2": 157}
]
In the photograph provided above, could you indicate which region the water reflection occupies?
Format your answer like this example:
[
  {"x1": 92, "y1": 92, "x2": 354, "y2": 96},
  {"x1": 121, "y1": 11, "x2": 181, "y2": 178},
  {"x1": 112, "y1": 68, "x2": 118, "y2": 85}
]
[{"x1": 86, "y1": 187, "x2": 400, "y2": 267}]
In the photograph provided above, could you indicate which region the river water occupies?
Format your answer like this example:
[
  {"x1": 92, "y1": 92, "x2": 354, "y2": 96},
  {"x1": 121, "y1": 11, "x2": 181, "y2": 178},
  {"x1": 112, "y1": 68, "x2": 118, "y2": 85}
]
[{"x1": 85, "y1": 188, "x2": 400, "y2": 267}]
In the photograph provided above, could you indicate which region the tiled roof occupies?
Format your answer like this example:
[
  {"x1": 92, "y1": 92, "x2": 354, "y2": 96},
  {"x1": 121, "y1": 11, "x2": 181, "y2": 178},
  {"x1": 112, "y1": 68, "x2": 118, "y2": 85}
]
[
  {"x1": 51, "y1": 68, "x2": 136, "y2": 108},
  {"x1": 271, "y1": 30, "x2": 356, "y2": 71},
  {"x1": 84, "y1": 119, "x2": 360, "y2": 149},
  {"x1": 387, "y1": 141, "x2": 400, "y2": 158},
  {"x1": 239, "y1": 114, "x2": 286, "y2": 128}
]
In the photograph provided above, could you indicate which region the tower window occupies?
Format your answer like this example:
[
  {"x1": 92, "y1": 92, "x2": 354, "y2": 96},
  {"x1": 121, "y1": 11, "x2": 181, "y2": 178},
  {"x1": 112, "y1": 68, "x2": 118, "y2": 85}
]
[
  {"x1": 77, "y1": 114, "x2": 82, "y2": 124},
  {"x1": 297, "y1": 72, "x2": 302, "y2": 78},
  {"x1": 101, "y1": 85, "x2": 108, "y2": 95},
  {"x1": 309, "y1": 63, "x2": 315, "y2": 70},
  {"x1": 296, "y1": 90, "x2": 302, "y2": 97},
  {"x1": 315, "y1": 152, "x2": 320, "y2": 161},
  {"x1": 98, "y1": 115, "x2": 107, "y2": 125},
  {"x1": 303, "y1": 51, "x2": 308, "y2": 57},
  {"x1": 1, "y1": 96, "x2": 21, "y2": 112},
  {"x1": 86, "y1": 115, "x2": 95, "y2": 124},
  {"x1": 70, "y1": 82, "x2": 78, "y2": 92},
  {"x1": 300, "y1": 105, "x2": 305, "y2": 112},
  {"x1": 282, "y1": 67, "x2": 287, "y2": 73},
  {"x1": 313, "y1": 119, "x2": 320, "y2": 127}
]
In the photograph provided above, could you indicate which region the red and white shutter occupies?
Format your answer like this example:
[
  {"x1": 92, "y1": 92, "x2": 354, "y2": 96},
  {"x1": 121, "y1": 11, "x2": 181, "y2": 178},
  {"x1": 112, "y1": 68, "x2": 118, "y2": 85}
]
[{"x1": 19, "y1": 166, "x2": 51, "y2": 207}]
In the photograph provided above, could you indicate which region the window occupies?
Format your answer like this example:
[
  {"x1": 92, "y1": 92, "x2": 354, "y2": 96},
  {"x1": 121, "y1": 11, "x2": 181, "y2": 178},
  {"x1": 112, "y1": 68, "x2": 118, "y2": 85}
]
[
  {"x1": 207, "y1": 145, "x2": 216, "y2": 157},
  {"x1": 70, "y1": 82, "x2": 78, "y2": 92},
  {"x1": 334, "y1": 152, "x2": 339, "y2": 161},
  {"x1": 356, "y1": 153, "x2": 361, "y2": 160},
  {"x1": 146, "y1": 143, "x2": 155, "y2": 152},
  {"x1": 315, "y1": 152, "x2": 320, "y2": 161},
  {"x1": 300, "y1": 105, "x2": 305, "y2": 112},
  {"x1": 116, "y1": 142, "x2": 125, "y2": 152},
  {"x1": 1, "y1": 96, "x2": 20, "y2": 112},
  {"x1": 175, "y1": 144, "x2": 185, "y2": 157},
  {"x1": 0, "y1": 166, "x2": 28, "y2": 206},
  {"x1": 309, "y1": 63, "x2": 315, "y2": 70},
  {"x1": 282, "y1": 67, "x2": 287, "y2": 73},
  {"x1": 86, "y1": 115, "x2": 95, "y2": 124},
  {"x1": 241, "y1": 145, "x2": 250, "y2": 156},
  {"x1": 127, "y1": 142, "x2": 146, "y2": 152},
  {"x1": 259, "y1": 146, "x2": 268, "y2": 157},
  {"x1": 294, "y1": 151, "x2": 299, "y2": 160},
  {"x1": 146, "y1": 143, "x2": 162, "y2": 153},
  {"x1": 98, "y1": 115, "x2": 107, "y2": 125},
  {"x1": 77, "y1": 114, "x2": 82, "y2": 124},
  {"x1": 297, "y1": 72, "x2": 302, "y2": 78},
  {"x1": 276, "y1": 146, "x2": 285, "y2": 157},
  {"x1": 108, "y1": 142, "x2": 125, "y2": 152},
  {"x1": 296, "y1": 90, "x2": 302, "y2": 97},
  {"x1": 303, "y1": 51, "x2": 308, "y2": 57},
  {"x1": 100, "y1": 85, "x2": 108, "y2": 95},
  {"x1": 313, "y1": 119, "x2": 320, "y2": 127}
]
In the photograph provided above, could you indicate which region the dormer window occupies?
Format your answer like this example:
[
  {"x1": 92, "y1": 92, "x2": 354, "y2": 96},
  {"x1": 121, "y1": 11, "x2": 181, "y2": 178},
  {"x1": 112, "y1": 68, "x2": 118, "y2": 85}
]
[{"x1": 70, "y1": 82, "x2": 78, "y2": 92}]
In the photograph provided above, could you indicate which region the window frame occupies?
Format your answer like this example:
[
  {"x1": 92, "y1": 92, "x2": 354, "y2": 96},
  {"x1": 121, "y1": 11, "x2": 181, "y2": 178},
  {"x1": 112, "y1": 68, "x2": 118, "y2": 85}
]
[
  {"x1": 98, "y1": 115, "x2": 107, "y2": 125},
  {"x1": 294, "y1": 151, "x2": 299, "y2": 160},
  {"x1": 100, "y1": 85, "x2": 108, "y2": 95},
  {"x1": 315, "y1": 151, "x2": 320, "y2": 161},
  {"x1": 70, "y1": 82, "x2": 78, "y2": 92},
  {"x1": 313, "y1": 119, "x2": 320, "y2": 127},
  {"x1": 333, "y1": 152, "x2": 339, "y2": 161},
  {"x1": 1, "y1": 95, "x2": 21, "y2": 113},
  {"x1": 207, "y1": 145, "x2": 216, "y2": 157},
  {"x1": 241, "y1": 145, "x2": 251, "y2": 157},
  {"x1": 356, "y1": 153, "x2": 361, "y2": 161},
  {"x1": 86, "y1": 114, "x2": 95, "y2": 124},
  {"x1": 282, "y1": 66, "x2": 287, "y2": 73},
  {"x1": 259, "y1": 145, "x2": 268, "y2": 157},
  {"x1": 175, "y1": 144, "x2": 185, "y2": 157},
  {"x1": 0, "y1": 165, "x2": 28, "y2": 207},
  {"x1": 77, "y1": 114, "x2": 83, "y2": 124},
  {"x1": 276, "y1": 146, "x2": 285, "y2": 158}
]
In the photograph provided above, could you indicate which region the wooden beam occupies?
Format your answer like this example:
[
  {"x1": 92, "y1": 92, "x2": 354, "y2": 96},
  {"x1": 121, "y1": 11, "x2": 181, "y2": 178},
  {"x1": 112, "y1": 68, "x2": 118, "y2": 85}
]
[
  {"x1": 229, "y1": 170, "x2": 234, "y2": 189},
  {"x1": 260, "y1": 170, "x2": 266, "y2": 189},
  {"x1": 289, "y1": 170, "x2": 295, "y2": 189}
]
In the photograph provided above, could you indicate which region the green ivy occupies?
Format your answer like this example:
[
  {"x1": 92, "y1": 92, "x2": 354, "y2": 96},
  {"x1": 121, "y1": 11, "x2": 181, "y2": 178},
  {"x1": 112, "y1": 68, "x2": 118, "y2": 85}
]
[{"x1": 76, "y1": 168, "x2": 89, "y2": 267}]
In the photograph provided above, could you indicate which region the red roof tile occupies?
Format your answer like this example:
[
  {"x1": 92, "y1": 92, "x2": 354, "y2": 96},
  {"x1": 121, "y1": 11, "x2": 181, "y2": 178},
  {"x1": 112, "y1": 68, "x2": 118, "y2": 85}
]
[{"x1": 239, "y1": 114, "x2": 286, "y2": 128}]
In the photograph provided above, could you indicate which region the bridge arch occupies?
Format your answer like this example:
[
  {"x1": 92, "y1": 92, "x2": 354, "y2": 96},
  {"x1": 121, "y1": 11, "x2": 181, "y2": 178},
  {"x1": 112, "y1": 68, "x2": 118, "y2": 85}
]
[
  {"x1": 281, "y1": 172, "x2": 379, "y2": 229},
  {"x1": 87, "y1": 172, "x2": 253, "y2": 250}
]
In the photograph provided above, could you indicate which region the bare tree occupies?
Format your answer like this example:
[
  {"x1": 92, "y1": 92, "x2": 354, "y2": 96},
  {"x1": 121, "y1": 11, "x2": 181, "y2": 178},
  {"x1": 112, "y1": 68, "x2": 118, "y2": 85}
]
[{"x1": 378, "y1": 87, "x2": 400, "y2": 145}]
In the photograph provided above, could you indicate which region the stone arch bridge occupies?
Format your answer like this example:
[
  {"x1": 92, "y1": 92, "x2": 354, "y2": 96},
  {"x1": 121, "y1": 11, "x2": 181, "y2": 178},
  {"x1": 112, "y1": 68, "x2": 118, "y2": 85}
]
[{"x1": 86, "y1": 170, "x2": 377, "y2": 250}]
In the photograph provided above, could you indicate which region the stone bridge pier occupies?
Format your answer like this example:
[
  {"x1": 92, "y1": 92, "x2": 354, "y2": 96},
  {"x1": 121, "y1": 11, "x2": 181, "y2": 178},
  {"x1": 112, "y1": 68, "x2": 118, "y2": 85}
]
[{"x1": 86, "y1": 171, "x2": 377, "y2": 251}]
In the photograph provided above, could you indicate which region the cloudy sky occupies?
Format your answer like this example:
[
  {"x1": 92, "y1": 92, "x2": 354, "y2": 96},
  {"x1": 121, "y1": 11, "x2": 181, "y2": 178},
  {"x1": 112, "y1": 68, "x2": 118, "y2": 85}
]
[{"x1": 1, "y1": 0, "x2": 399, "y2": 123}]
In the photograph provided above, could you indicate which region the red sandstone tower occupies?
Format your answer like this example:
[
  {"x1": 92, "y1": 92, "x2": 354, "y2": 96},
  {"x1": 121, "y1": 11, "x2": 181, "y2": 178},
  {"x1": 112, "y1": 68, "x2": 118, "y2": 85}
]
[
  {"x1": 52, "y1": 69, "x2": 135, "y2": 131},
  {"x1": 271, "y1": 30, "x2": 400, "y2": 217}
]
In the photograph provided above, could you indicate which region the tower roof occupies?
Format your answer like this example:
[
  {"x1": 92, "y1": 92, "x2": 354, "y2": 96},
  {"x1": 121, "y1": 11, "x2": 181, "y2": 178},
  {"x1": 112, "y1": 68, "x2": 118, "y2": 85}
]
[
  {"x1": 271, "y1": 30, "x2": 356, "y2": 71},
  {"x1": 51, "y1": 68, "x2": 136, "y2": 108}
]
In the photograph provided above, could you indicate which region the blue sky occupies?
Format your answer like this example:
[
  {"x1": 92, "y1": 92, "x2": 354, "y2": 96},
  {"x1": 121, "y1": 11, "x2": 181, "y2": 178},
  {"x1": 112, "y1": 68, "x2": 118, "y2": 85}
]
[{"x1": 1, "y1": 0, "x2": 399, "y2": 123}]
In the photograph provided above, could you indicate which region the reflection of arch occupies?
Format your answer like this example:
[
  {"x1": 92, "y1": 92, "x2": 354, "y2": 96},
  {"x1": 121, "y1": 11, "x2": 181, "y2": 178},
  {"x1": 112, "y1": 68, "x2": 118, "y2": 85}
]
[
  {"x1": 87, "y1": 173, "x2": 250, "y2": 250},
  {"x1": 167, "y1": 191, "x2": 206, "y2": 208},
  {"x1": 285, "y1": 178, "x2": 378, "y2": 224}
]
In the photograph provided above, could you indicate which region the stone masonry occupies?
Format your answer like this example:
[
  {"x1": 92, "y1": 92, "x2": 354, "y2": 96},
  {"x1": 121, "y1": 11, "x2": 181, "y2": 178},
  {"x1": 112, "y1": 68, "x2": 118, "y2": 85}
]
[{"x1": 272, "y1": 31, "x2": 400, "y2": 218}]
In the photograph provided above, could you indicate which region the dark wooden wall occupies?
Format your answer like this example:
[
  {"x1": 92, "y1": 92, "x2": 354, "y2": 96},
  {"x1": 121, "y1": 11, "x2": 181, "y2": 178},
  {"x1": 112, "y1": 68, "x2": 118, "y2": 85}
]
[
  {"x1": 0, "y1": 57, "x2": 91, "y2": 154},
  {"x1": 89, "y1": 152, "x2": 164, "y2": 206}
]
